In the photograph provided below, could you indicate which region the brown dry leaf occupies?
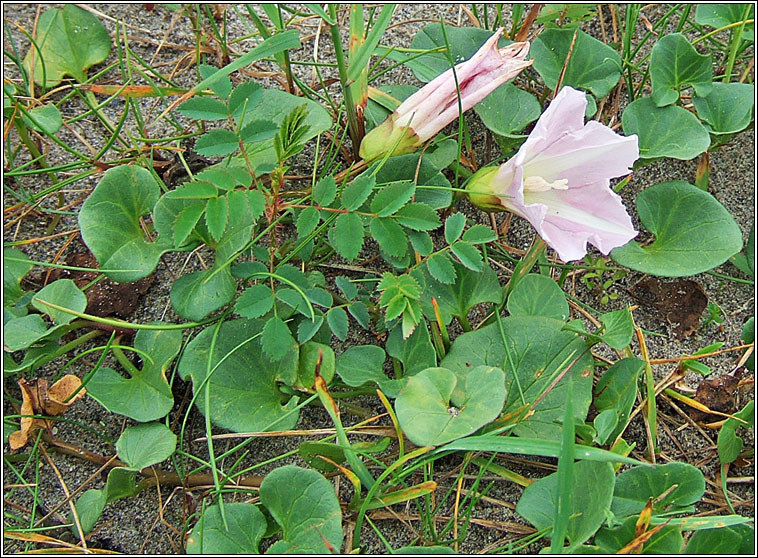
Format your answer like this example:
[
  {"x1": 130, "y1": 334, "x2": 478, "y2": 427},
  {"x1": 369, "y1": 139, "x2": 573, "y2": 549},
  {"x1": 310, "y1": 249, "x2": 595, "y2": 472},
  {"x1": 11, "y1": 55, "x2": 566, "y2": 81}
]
[
  {"x1": 689, "y1": 369, "x2": 747, "y2": 422},
  {"x1": 631, "y1": 277, "x2": 708, "y2": 338},
  {"x1": 8, "y1": 375, "x2": 86, "y2": 450},
  {"x1": 48, "y1": 243, "x2": 153, "y2": 318}
]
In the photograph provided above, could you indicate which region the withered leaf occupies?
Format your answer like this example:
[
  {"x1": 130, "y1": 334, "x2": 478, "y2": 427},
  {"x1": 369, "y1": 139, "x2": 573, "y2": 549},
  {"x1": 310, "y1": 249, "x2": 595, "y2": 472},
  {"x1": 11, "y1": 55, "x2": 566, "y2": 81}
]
[
  {"x1": 8, "y1": 375, "x2": 86, "y2": 450},
  {"x1": 48, "y1": 242, "x2": 153, "y2": 318},
  {"x1": 631, "y1": 277, "x2": 708, "y2": 339}
]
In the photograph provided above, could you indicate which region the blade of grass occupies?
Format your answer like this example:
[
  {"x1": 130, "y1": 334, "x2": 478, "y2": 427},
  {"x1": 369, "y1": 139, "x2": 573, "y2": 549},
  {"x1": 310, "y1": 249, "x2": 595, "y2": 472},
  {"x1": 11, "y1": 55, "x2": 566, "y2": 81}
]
[{"x1": 550, "y1": 381, "x2": 574, "y2": 553}]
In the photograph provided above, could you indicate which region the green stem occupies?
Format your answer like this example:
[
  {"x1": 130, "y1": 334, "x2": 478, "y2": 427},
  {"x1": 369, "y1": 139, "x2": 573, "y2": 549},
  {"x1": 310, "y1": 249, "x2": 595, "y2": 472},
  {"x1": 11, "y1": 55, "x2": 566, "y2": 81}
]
[{"x1": 328, "y1": 5, "x2": 363, "y2": 154}]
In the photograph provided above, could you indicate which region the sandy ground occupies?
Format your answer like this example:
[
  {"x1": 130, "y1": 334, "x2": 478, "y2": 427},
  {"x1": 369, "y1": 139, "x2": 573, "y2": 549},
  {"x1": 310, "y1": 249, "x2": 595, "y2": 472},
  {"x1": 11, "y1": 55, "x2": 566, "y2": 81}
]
[{"x1": 3, "y1": 4, "x2": 754, "y2": 553}]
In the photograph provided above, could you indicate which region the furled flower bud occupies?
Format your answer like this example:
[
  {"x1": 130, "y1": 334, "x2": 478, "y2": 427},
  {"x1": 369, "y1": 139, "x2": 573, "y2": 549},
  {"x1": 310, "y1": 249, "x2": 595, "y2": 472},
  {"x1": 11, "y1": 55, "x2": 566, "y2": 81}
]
[
  {"x1": 466, "y1": 86, "x2": 640, "y2": 262},
  {"x1": 359, "y1": 28, "x2": 532, "y2": 161}
]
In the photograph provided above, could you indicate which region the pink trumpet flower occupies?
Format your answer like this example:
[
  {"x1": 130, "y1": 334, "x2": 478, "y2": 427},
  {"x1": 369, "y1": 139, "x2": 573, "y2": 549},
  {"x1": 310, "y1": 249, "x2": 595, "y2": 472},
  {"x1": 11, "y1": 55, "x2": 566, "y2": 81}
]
[
  {"x1": 359, "y1": 28, "x2": 532, "y2": 161},
  {"x1": 466, "y1": 86, "x2": 640, "y2": 262}
]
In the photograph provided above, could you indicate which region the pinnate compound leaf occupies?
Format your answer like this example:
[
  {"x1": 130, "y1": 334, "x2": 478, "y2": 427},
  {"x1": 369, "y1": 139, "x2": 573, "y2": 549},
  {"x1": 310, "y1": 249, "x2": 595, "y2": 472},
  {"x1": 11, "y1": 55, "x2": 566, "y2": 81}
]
[
  {"x1": 622, "y1": 97, "x2": 710, "y2": 160},
  {"x1": 611, "y1": 181, "x2": 743, "y2": 276},
  {"x1": 177, "y1": 96, "x2": 229, "y2": 120},
  {"x1": 116, "y1": 422, "x2": 177, "y2": 471},
  {"x1": 313, "y1": 175, "x2": 337, "y2": 206},
  {"x1": 650, "y1": 33, "x2": 712, "y2": 107},
  {"x1": 396, "y1": 366, "x2": 506, "y2": 446},
  {"x1": 326, "y1": 307, "x2": 349, "y2": 341},
  {"x1": 517, "y1": 461, "x2": 615, "y2": 549},
  {"x1": 444, "y1": 213, "x2": 466, "y2": 244},
  {"x1": 204, "y1": 195, "x2": 228, "y2": 242},
  {"x1": 87, "y1": 329, "x2": 181, "y2": 422},
  {"x1": 394, "y1": 203, "x2": 441, "y2": 231},
  {"x1": 194, "y1": 128, "x2": 240, "y2": 157},
  {"x1": 196, "y1": 166, "x2": 252, "y2": 190},
  {"x1": 341, "y1": 173, "x2": 376, "y2": 211},
  {"x1": 236, "y1": 284, "x2": 275, "y2": 318},
  {"x1": 263, "y1": 316, "x2": 296, "y2": 361},
  {"x1": 23, "y1": 5, "x2": 111, "y2": 87},
  {"x1": 186, "y1": 503, "x2": 266, "y2": 554},
  {"x1": 198, "y1": 63, "x2": 232, "y2": 99},
  {"x1": 426, "y1": 253, "x2": 457, "y2": 284},
  {"x1": 370, "y1": 180, "x2": 416, "y2": 217},
  {"x1": 450, "y1": 241, "x2": 482, "y2": 271},
  {"x1": 178, "y1": 319, "x2": 300, "y2": 432},
  {"x1": 330, "y1": 212, "x2": 364, "y2": 261},
  {"x1": 79, "y1": 165, "x2": 171, "y2": 282},
  {"x1": 260, "y1": 465, "x2": 344, "y2": 554},
  {"x1": 507, "y1": 273, "x2": 569, "y2": 321},
  {"x1": 462, "y1": 224, "x2": 497, "y2": 244},
  {"x1": 239, "y1": 119, "x2": 278, "y2": 143},
  {"x1": 371, "y1": 217, "x2": 407, "y2": 258},
  {"x1": 297, "y1": 206, "x2": 320, "y2": 238}
]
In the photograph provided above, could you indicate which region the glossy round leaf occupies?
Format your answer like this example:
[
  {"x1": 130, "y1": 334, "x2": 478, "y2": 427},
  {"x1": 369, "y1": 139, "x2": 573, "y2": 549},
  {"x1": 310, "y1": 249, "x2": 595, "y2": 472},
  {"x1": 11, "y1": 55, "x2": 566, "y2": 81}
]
[
  {"x1": 475, "y1": 83, "x2": 541, "y2": 136},
  {"x1": 611, "y1": 181, "x2": 743, "y2": 276},
  {"x1": 507, "y1": 273, "x2": 569, "y2": 321},
  {"x1": 116, "y1": 422, "x2": 177, "y2": 471},
  {"x1": 532, "y1": 28, "x2": 622, "y2": 99},
  {"x1": 650, "y1": 33, "x2": 713, "y2": 107},
  {"x1": 693, "y1": 82, "x2": 755, "y2": 135},
  {"x1": 177, "y1": 319, "x2": 300, "y2": 433},
  {"x1": 395, "y1": 366, "x2": 506, "y2": 446},
  {"x1": 259, "y1": 465, "x2": 344, "y2": 554},
  {"x1": 622, "y1": 97, "x2": 710, "y2": 160},
  {"x1": 79, "y1": 165, "x2": 172, "y2": 282},
  {"x1": 441, "y1": 316, "x2": 593, "y2": 439},
  {"x1": 186, "y1": 503, "x2": 266, "y2": 554}
]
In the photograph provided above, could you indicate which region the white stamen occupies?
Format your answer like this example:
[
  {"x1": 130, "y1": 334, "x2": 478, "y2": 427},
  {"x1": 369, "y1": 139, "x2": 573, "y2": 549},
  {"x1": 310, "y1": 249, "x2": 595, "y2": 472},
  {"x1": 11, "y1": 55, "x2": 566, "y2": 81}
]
[{"x1": 523, "y1": 175, "x2": 569, "y2": 192}]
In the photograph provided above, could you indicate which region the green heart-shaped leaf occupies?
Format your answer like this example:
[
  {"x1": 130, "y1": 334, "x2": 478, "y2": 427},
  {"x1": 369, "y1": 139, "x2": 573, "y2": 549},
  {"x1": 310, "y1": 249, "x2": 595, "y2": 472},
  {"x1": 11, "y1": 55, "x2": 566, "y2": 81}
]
[
  {"x1": 395, "y1": 365, "x2": 506, "y2": 446},
  {"x1": 611, "y1": 181, "x2": 743, "y2": 276}
]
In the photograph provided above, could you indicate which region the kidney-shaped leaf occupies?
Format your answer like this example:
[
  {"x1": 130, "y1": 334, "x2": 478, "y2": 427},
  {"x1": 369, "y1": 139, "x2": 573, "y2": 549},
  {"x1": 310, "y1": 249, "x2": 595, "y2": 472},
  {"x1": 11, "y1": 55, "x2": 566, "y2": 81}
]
[
  {"x1": 260, "y1": 465, "x2": 344, "y2": 554},
  {"x1": 532, "y1": 28, "x2": 622, "y2": 99},
  {"x1": 178, "y1": 319, "x2": 300, "y2": 433},
  {"x1": 507, "y1": 273, "x2": 569, "y2": 321},
  {"x1": 116, "y1": 422, "x2": 177, "y2": 471},
  {"x1": 611, "y1": 181, "x2": 743, "y2": 276},
  {"x1": 79, "y1": 165, "x2": 172, "y2": 282},
  {"x1": 517, "y1": 460, "x2": 616, "y2": 549},
  {"x1": 650, "y1": 33, "x2": 713, "y2": 107},
  {"x1": 32, "y1": 278, "x2": 87, "y2": 325},
  {"x1": 186, "y1": 503, "x2": 267, "y2": 554},
  {"x1": 693, "y1": 82, "x2": 755, "y2": 135},
  {"x1": 622, "y1": 97, "x2": 710, "y2": 160},
  {"x1": 475, "y1": 83, "x2": 541, "y2": 136},
  {"x1": 23, "y1": 5, "x2": 111, "y2": 87},
  {"x1": 441, "y1": 316, "x2": 593, "y2": 439},
  {"x1": 611, "y1": 462, "x2": 706, "y2": 518},
  {"x1": 396, "y1": 366, "x2": 506, "y2": 446},
  {"x1": 87, "y1": 329, "x2": 182, "y2": 422}
]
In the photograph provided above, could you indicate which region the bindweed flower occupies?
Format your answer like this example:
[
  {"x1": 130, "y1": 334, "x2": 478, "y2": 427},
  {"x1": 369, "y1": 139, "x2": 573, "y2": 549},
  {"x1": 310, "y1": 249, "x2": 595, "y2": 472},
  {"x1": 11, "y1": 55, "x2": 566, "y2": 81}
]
[
  {"x1": 466, "y1": 86, "x2": 639, "y2": 262},
  {"x1": 359, "y1": 28, "x2": 531, "y2": 161}
]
